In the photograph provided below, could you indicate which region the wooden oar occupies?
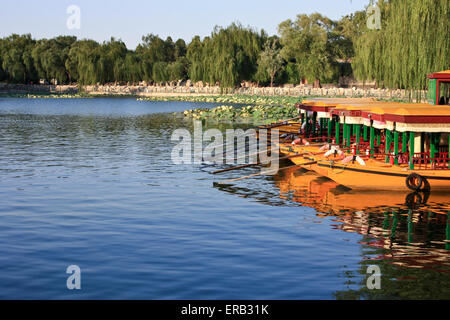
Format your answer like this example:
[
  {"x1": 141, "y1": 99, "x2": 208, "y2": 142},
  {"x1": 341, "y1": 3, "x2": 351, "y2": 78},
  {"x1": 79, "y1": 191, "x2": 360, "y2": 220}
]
[
  {"x1": 233, "y1": 146, "x2": 281, "y2": 161},
  {"x1": 258, "y1": 116, "x2": 302, "y2": 129},
  {"x1": 216, "y1": 161, "x2": 317, "y2": 185},
  {"x1": 218, "y1": 144, "x2": 279, "y2": 160},
  {"x1": 207, "y1": 117, "x2": 301, "y2": 152},
  {"x1": 212, "y1": 153, "x2": 307, "y2": 174},
  {"x1": 256, "y1": 129, "x2": 300, "y2": 136},
  {"x1": 230, "y1": 140, "x2": 324, "y2": 163},
  {"x1": 206, "y1": 116, "x2": 302, "y2": 151}
]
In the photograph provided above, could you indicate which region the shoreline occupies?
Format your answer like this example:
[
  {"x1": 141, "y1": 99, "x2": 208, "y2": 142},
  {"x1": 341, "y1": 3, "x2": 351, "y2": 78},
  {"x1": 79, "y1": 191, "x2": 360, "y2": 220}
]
[{"x1": 0, "y1": 83, "x2": 427, "y2": 103}]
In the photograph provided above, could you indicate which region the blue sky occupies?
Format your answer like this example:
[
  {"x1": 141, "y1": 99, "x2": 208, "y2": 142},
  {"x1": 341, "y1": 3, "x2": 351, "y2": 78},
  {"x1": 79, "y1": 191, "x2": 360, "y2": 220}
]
[{"x1": 0, "y1": 0, "x2": 369, "y2": 49}]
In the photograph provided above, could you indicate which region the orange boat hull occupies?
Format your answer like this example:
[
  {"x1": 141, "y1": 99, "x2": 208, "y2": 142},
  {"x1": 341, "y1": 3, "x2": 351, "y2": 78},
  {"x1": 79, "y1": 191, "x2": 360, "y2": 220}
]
[{"x1": 279, "y1": 143, "x2": 450, "y2": 191}]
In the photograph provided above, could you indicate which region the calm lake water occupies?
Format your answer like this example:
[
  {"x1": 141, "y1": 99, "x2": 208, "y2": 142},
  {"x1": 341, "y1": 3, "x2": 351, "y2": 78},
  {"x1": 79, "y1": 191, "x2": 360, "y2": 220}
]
[{"x1": 0, "y1": 97, "x2": 449, "y2": 300}]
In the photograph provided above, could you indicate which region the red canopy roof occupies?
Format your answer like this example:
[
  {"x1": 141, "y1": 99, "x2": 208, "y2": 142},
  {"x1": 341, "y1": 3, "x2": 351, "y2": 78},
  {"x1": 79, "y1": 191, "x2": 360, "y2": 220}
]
[{"x1": 427, "y1": 70, "x2": 450, "y2": 79}]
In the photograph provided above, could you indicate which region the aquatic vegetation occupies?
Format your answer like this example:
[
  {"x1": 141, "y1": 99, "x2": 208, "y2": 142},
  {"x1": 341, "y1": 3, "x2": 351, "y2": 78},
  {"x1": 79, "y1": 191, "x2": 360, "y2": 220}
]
[
  {"x1": 139, "y1": 94, "x2": 301, "y2": 122},
  {"x1": 182, "y1": 104, "x2": 298, "y2": 122},
  {"x1": 138, "y1": 94, "x2": 301, "y2": 107}
]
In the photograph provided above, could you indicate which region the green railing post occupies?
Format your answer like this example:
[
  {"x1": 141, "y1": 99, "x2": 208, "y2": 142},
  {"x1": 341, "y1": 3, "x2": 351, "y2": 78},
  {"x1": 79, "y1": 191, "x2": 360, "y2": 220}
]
[
  {"x1": 430, "y1": 133, "x2": 438, "y2": 165},
  {"x1": 363, "y1": 125, "x2": 368, "y2": 142},
  {"x1": 402, "y1": 132, "x2": 408, "y2": 154},
  {"x1": 370, "y1": 126, "x2": 375, "y2": 157},
  {"x1": 346, "y1": 123, "x2": 351, "y2": 152},
  {"x1": 343, "y1": 123, "x2": 347, "y2": 146},
  {"x1": 385, "y1": 129, "x2": 392, "y2": 163},
  {"x1": 394, "y1": 131, "x2": 400, "y2": 165},
  {"x1": 305, "y1": 113, "x2": 310, "y2": 136},
  {"x1": 335, "y1": 119, "x2": 340, "y2": 145},
  {"x1": 355, "y1": 124, "x2": 361, "y2": 155},
  {"x1": 320, "y1": 118, "x2": 325, "y2": 137},
  {"x1": 409, "y1": 132, "x2": 415, "y2": 170},
  {"x1": 312, "y1": 113, "x2": 317, "y2": 136},
  {"x1": 327, "y1": 118, "x2": 332, "y2": 143}
]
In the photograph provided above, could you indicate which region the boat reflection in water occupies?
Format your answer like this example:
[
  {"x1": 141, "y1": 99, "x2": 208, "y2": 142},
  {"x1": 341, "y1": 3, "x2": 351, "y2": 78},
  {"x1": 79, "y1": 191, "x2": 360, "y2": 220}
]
[{"x1": 216, "y1": 164, "x2": 450, "y2": 299}]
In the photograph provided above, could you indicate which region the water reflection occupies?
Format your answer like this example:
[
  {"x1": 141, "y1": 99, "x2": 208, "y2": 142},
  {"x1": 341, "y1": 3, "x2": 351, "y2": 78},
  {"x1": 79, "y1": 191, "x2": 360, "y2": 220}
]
[
  {"x1": 2, "y1": 98, "x2": 449, "y2": 299},
  {"x1": 216, "y1": 164, "x2": 450, "y2": 299}
]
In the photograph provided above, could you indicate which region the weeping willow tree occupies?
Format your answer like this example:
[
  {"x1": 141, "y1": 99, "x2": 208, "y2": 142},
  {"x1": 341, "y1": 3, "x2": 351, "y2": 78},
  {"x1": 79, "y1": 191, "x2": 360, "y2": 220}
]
[
  {"x1": 0, "y1": 34, "x2": 37, "y2": 83},
  {"x1": 186, "y1": 23, "x2": 266, "y2": 88},
  {"x1": 65, "y1": 40, "x2": 101, "y2": 85},
  {"x1": 353, "y1": 0, "x2": 449, "y2": 97},
  {"x1": 31, "y1": 36, "x2": 76, "y2": 84},
  {"x1": 186, "y1": 36, "x2": 204, "y2": 82}
]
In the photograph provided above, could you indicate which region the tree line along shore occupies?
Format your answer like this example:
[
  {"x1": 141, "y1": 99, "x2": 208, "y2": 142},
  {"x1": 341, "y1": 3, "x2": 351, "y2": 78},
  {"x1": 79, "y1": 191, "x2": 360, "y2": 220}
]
[{"x1": 0, "y1": 0, "x2": 447, "y2": 96}]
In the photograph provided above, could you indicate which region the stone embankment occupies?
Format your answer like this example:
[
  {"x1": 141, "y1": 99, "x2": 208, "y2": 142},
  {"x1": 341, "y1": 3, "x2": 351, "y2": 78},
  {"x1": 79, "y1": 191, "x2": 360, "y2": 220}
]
[
  {"x1": 84, "y1": 83, "x2": 428, "y2": 102},
  {"x1": 0, "y1": 82, "x2": 427, "y2": 102},
  {"x1": 0, "y1": 83, "x2": 78, "y2": 94}
]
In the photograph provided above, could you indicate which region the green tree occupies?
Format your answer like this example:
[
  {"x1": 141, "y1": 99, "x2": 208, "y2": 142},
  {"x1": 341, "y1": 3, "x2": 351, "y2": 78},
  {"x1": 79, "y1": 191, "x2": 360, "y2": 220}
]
[
  {"x1": 135, "y1": 34, "x2": 183, "y2": 83},
  {"x1": 0, "y1": 34, "x2": 37, "y2": 83},
  {"x1": 123, "y1": 52, "x2": 142, "y2": 83},
  {"x1": 66, "y1": 40, "x2": 100, "y2": 85},
  {"x1": 353, "y1": 0, "x2": 449, "y2": 92},
  {"x1": 186, "y1": 36, "x2": 204, "y2": 82},
  {"x1": 32, "y1": 36, "x2": 76, "y2": 84},
  {"x1": 333, "y1": 11, "x2": 367, "y2": 61},
  {"x1": 136, "y1": 34, "x2": 166, "y2": 82},
  {"x1": 168, "y1": 57, "x2": 189, "y2": 81},
  {"x1": 255, "y1": 37, "x2": 284, "y2": 87},
  {"x1": 152, "y1": 61, "x2": 169, "y2": 82},
  {"x1": 188, "y1": 23, "x2": 265, "y2": 88},
  {"x1": 174, "y1": 39, "x2": 187, "y2": 59},
  {"x1": 278, "y1": 13, "x2": 336, "y2": 87},
  {"x1": 0, "y1": 54, "x2": 5, "y2": 81}
]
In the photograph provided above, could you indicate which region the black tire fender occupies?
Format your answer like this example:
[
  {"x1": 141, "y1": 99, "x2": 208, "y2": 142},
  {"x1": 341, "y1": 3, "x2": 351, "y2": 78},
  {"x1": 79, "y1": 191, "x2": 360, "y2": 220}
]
[{"x1": 406, "y1": 173, "x2": 424, "y2": 191}]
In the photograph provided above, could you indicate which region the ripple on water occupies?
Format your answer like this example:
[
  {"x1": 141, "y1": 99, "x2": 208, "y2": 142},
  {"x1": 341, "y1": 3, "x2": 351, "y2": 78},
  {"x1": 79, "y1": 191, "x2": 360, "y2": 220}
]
[{"x1": 0, "y1": 98, "x2": 449, "y2": 300}]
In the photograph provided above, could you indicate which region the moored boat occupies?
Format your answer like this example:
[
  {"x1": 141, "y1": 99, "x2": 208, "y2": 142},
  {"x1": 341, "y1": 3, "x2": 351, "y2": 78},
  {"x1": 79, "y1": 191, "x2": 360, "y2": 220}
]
[{"x1": 276, "y1": 71, "x2": 450, "y2": 191}]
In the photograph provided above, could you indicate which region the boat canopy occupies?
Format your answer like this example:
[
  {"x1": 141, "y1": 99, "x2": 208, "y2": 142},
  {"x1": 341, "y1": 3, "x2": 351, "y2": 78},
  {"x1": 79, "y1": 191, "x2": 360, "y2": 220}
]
[{"x1": 298, "y1": 98, "x2": 450, "y2": 132}]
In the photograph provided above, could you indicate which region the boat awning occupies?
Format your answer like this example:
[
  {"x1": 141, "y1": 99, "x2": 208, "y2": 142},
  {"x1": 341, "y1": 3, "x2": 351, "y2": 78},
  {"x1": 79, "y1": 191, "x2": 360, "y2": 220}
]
[
  {"x1": 363, "y1": 105, "x2": 450, "y2": 132},
  {"x1": 298, "y1": 98, "x2": 450, "y2": 132},
  {"x1": 298, "y1": 98, "x2": 377, "y2": 118},
  {"x1": 427, "y1": 70, "x2": 450, "y2": 79}
]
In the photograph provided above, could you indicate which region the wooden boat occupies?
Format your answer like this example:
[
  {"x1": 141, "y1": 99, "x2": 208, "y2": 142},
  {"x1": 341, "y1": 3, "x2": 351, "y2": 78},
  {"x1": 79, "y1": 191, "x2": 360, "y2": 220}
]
[{"x1": 275, "y1": 71, "x2": 450, "y2": 191}]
